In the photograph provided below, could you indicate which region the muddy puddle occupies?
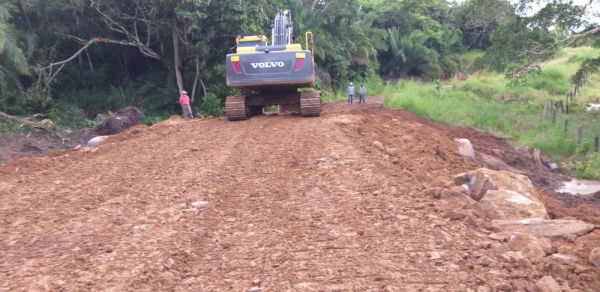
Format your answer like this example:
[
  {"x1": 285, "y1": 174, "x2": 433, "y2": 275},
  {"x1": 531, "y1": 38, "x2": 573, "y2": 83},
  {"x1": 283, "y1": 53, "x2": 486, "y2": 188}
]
[{"x1": 556, "y1": 178, "x2": 600, "y2": 195}]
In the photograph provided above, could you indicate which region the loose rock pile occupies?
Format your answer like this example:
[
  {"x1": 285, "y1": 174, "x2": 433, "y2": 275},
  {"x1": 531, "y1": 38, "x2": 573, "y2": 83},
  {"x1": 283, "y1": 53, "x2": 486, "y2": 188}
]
[{"x1": 435, "y1": 168, "x2": 599, "y2": 291}]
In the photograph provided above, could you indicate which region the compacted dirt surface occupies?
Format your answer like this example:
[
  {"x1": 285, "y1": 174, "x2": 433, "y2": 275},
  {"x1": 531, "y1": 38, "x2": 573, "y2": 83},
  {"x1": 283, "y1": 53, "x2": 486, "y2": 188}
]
[{"x1": 1, "y1": 97, "x2": 599, "y2": 291}]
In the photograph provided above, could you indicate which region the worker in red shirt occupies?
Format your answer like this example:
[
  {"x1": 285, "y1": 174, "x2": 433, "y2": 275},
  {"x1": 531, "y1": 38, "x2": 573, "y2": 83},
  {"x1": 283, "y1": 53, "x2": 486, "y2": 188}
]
[{"x1": 179, "y1": 90, "x2": 194, "y2": 119}]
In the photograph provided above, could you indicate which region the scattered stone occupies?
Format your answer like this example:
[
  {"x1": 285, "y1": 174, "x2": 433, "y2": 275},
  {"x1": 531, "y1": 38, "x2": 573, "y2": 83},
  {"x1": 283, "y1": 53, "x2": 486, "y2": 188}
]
[
  {"x1": 373, "y1": 141, "x2": 384, "y2": 150},
  {"x1": 252, "y1": 279, "x2": 261, "y2": 286},
  {"x1": 249, "y1": 286, "x2": 261, "y2": 292},
  {"x1": 579, "y1": 273, "x2": 596, "y2": 282},
  {"x1": 430, "y1": 251, "x2": 441, "y2": 260},
  {"x1": 491, "y1": 218, "x2": 595, "y2": 239},
  {"x1": 495, "y1": 282, "x2": 512, "y2": 291},
  {"x1": 535, "y1": 276, "x2": 562, "y2": 292},
  {"x1": 443, "y1": 210, "x2": 467, "y2": 220},
  {"x1": 386, "y1": 147, "x2": 399, "y2": 156},
  {"x1": 86, "y1": 136, "x2": 110, "y2": 147},
  {"x1": 538, "y1": 237, "x2": 553, "y2": 255},
  {"x1": 383, "y1": 285, "x2": 401, "y2": 292},
  {"x1": 506, "y1": 233, "x2": 547, "y2": 263},
  {"x1": 480, "y1": 189, "x2": 548, "y2": 220},
  {"x1": 524, "y1": 284, "x2": 537, "y2": 292},
  {"x1": 574, "y1": 264, "x2": 591, "y2": 274},
  {"x1": 479, "y1": 241, "x2": 493, "y2": 249},
  {"x1": 589, "y1": 248, "x2": 600, "y2": 268},
  {"x1": 489, "y1": 233, "x2": 507, "y2": 241},
  {"x1": 549, "y1": 253, "x2": 579, "y2": 265},
  {"x1": 439, "y1": 189, "x2": 481, "y2": 212},
  {"x1": 455, "y1": 138, "x2": 476, "y2": 159},
  {"x1": 449, "y1": 185, "x2": 470, "y2": 196},
  {"x1": 164, "y1": 258, "x2": 175, "y2": 270},
  {"x1": 558, "y1": 282, "x2": 571, "y2": 292},
  {"x1": 133, "y1": 224, "x2": 148, "y2": 231},
  {"x1": 476, "y1": 286, "x2": 491, "y2": 292},
  {"x1": 453, "y1": 173, "x2": 467, "y2": 186},
  {"x1": 191, "y1": 201, "x2": 208, "y2": 208},
  {"x1": 388, "y1": 186, "x2": 400, "y2": 197},
  {"x1": 423, "y1": 188, "x2": 437, "y2": 198},
  {"x1": 505, "y1": 251, "x2": 534, "y2": 269}
]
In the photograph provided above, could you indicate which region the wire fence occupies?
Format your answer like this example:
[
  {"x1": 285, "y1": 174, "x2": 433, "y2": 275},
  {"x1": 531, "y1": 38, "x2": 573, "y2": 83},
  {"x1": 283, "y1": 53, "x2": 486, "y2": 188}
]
[{"x1": 542, "y1": 71, "x2": 599, "y2": 152}]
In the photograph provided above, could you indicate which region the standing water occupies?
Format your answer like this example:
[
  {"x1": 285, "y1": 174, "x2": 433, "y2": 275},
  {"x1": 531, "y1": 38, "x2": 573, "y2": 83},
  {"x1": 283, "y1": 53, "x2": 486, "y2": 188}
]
[{"x1": 556, "y1": 179, "x2": 600, "y2": 195}]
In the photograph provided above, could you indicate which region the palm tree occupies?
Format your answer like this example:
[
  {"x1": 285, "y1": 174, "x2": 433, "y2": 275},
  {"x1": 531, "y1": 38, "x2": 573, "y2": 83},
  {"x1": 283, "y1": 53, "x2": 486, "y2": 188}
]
[
  {"x1": 386, "y1": 28, "x2": 442, "y2": 79},
  {"x1": 0, "y1": 4, "x2": 29, "y2": 95}
]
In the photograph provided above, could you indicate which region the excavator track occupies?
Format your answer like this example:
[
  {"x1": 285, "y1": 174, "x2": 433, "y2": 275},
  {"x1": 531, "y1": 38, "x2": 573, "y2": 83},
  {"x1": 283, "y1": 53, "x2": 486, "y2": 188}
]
[
  {"x1": 300, "y1": 91, "x2": 322, "y2": 117},
  {"x1": 225, "y1": 95, "x2": 249, "y2": 121}
]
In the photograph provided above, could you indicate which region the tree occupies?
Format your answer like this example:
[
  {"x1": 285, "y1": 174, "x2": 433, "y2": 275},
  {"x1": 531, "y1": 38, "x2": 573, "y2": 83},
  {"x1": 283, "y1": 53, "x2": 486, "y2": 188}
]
[
  {"x1": 0, "y1": 4, "x2": 29, "y2": 96},
  {"x1": 479, "y1": 0, "x2": 600, "y2": 82}
]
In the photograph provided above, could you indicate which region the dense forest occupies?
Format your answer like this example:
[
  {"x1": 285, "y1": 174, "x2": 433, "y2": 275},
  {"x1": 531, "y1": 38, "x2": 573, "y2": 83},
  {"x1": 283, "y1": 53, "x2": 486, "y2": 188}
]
[{"x1": 0, "y1": 0, "x2": 599, "y2": 126}]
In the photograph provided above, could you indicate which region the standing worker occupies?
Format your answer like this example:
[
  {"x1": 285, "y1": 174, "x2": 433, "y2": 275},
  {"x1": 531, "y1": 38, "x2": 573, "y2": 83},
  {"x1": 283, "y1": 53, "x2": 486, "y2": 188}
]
[
  {"x1": 179, "y1": 90, "x2": 194, "y2": 119},
  {"x1": 358, "y1": 84, "x2": 367, "y2": 104},
  {"x1": 347, "y1": 82, "x2": 355, "y2": 104}
]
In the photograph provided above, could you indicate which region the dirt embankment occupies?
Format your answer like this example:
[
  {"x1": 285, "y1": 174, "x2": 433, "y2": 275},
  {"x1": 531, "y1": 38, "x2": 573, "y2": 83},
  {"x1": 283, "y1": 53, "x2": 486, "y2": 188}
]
[{"x1": 0, "y1": 97, "x2": 599, "y2": 291}]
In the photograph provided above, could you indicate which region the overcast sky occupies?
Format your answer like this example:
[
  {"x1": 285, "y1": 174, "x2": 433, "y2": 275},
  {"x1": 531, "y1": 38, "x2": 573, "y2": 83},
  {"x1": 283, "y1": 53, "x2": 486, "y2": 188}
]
[{"x1": 449, "y1": 0, "x2": 600, "y2": 25}]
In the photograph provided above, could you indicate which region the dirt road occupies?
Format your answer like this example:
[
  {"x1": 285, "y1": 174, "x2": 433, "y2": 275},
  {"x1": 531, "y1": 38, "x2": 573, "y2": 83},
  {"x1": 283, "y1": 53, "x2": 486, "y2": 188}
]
[{"x1": 1, "y1": 97, "x2": 599, "y2": 291}]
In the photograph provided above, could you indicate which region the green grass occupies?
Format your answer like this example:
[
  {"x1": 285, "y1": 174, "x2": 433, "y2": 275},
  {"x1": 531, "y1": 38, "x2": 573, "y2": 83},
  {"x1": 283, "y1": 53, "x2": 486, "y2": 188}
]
[
  {"x1": 0, "y1": 119, "x2": 31, "y2": 146},
  {"x1": 383, "y1": 47, "x2": 600, "y2": 179}
]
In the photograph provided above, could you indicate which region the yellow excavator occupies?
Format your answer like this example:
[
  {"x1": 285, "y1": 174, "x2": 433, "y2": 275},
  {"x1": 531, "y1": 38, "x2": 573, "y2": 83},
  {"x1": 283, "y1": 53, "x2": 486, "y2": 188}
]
[{"x1": 224, "y1": 9, "x2": 322, "y2": 121}]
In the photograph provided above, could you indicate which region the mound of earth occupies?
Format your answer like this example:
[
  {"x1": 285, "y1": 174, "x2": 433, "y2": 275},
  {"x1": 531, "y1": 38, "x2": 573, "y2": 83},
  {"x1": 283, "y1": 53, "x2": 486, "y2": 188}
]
[
  {"x1": 92, "y1": 106, "x2": 143, "y2": 136},
  {"x1": 0, "y1": 97, "x2": 598, "y2": 291}
]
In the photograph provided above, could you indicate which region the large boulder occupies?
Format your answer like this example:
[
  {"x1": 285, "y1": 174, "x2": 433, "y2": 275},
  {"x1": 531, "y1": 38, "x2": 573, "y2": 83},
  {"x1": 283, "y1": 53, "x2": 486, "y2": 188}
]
[
  {"x1": 491, "y1": 218, "x2": 595, "y2": 239},
  {"x1": 452, "y1": 168, "x2": 549, "y2": 221},
  {"x1": 93, "y1": 106, "x2": 144, "y2": 135},
  {"x1": 480, "y1": 189, "x2": 548, "y2": 220},
  {"x1": 462, "y1": 168, "x2": 544, "y2": 204}
]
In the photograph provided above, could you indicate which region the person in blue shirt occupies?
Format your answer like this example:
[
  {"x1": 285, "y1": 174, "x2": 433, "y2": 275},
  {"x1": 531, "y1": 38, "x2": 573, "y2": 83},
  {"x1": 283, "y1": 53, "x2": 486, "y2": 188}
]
[
  {"x1": 358, "y1": 84, "x2": 367, "y2": 104},
  {"x1": 347, "y1": 82, "x2": 355, "y2": 104}
]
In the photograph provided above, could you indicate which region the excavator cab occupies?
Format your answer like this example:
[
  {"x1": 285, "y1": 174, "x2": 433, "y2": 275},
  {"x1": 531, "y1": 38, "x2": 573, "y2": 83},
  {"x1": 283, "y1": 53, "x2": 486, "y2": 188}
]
[
  {"x1": 224, "y1": 9, "x2": 322, "y2": 121},
  {"x1": 236, "y1": 35, "x2": 269, "y2": 50}
]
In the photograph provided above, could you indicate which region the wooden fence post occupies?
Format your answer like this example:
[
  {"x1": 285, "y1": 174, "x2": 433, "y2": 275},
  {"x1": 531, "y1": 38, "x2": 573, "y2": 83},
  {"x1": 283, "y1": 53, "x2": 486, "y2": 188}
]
[
  {"x1": 564, "y1": 119, "x2": 568, "y2": 133},
  {"x1": 577, "y1": 126, "x2": 583, "y2": 144},
  {"x1": 595, "y1": 136, "x2": 599, "y2": 152},
  {"x1": 552, "y1": 108, "x2": 556, "y2": 124},
  {"x1": 560, "y1": 99, "x2": 565, "y2": 113},
  {"x1": 543, "y1": 102, "x2": 548, "y2": 120},
  {"x1": 570, "y1": 90, "x2": 573, "y2": 101}
]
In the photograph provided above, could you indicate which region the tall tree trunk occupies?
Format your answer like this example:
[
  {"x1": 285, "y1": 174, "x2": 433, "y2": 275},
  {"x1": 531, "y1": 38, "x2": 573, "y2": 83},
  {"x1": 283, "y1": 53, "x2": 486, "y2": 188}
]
[
  {"x1": 171, "y1": 19, "x2": 184, "y2": 93},
  {"x1": 191, "y1": 57, "x2": 200, "y2": 103}
]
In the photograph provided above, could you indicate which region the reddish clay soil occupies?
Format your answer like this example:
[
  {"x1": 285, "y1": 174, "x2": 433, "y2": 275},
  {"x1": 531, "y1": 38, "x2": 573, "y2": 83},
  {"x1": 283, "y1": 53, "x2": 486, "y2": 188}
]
[{"x1": 1, "y1": 97, "x2": 599, "y2": 291}]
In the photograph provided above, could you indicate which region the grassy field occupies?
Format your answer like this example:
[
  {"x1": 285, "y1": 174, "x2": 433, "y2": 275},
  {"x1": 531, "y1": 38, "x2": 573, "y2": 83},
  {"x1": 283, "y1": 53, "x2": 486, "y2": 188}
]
[{"x1": 382, "y1": 47, "x2": 600, "y2": 179}]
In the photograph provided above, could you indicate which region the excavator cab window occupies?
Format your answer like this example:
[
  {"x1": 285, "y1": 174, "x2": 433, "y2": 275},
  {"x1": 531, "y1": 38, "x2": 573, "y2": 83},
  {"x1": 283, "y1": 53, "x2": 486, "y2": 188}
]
[{"x1": 237, "y1": 41, "x2": 267, "y2": 47}]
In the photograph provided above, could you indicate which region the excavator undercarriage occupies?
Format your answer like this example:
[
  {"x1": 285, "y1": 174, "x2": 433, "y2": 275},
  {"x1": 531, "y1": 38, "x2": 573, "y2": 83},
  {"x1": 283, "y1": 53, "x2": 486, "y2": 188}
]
[{"x1": 225, "y1": 90, "x2": 321, "y2": 121}]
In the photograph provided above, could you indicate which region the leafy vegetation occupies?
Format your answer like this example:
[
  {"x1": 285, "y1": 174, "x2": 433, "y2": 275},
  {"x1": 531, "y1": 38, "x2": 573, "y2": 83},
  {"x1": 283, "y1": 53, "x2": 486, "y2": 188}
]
[
  {"x1": 0, "y1": 0, "x2": 518, "y2": 121},
  {"x1": 384, "y1": 47, "x2": 600, "y2": 179}
]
